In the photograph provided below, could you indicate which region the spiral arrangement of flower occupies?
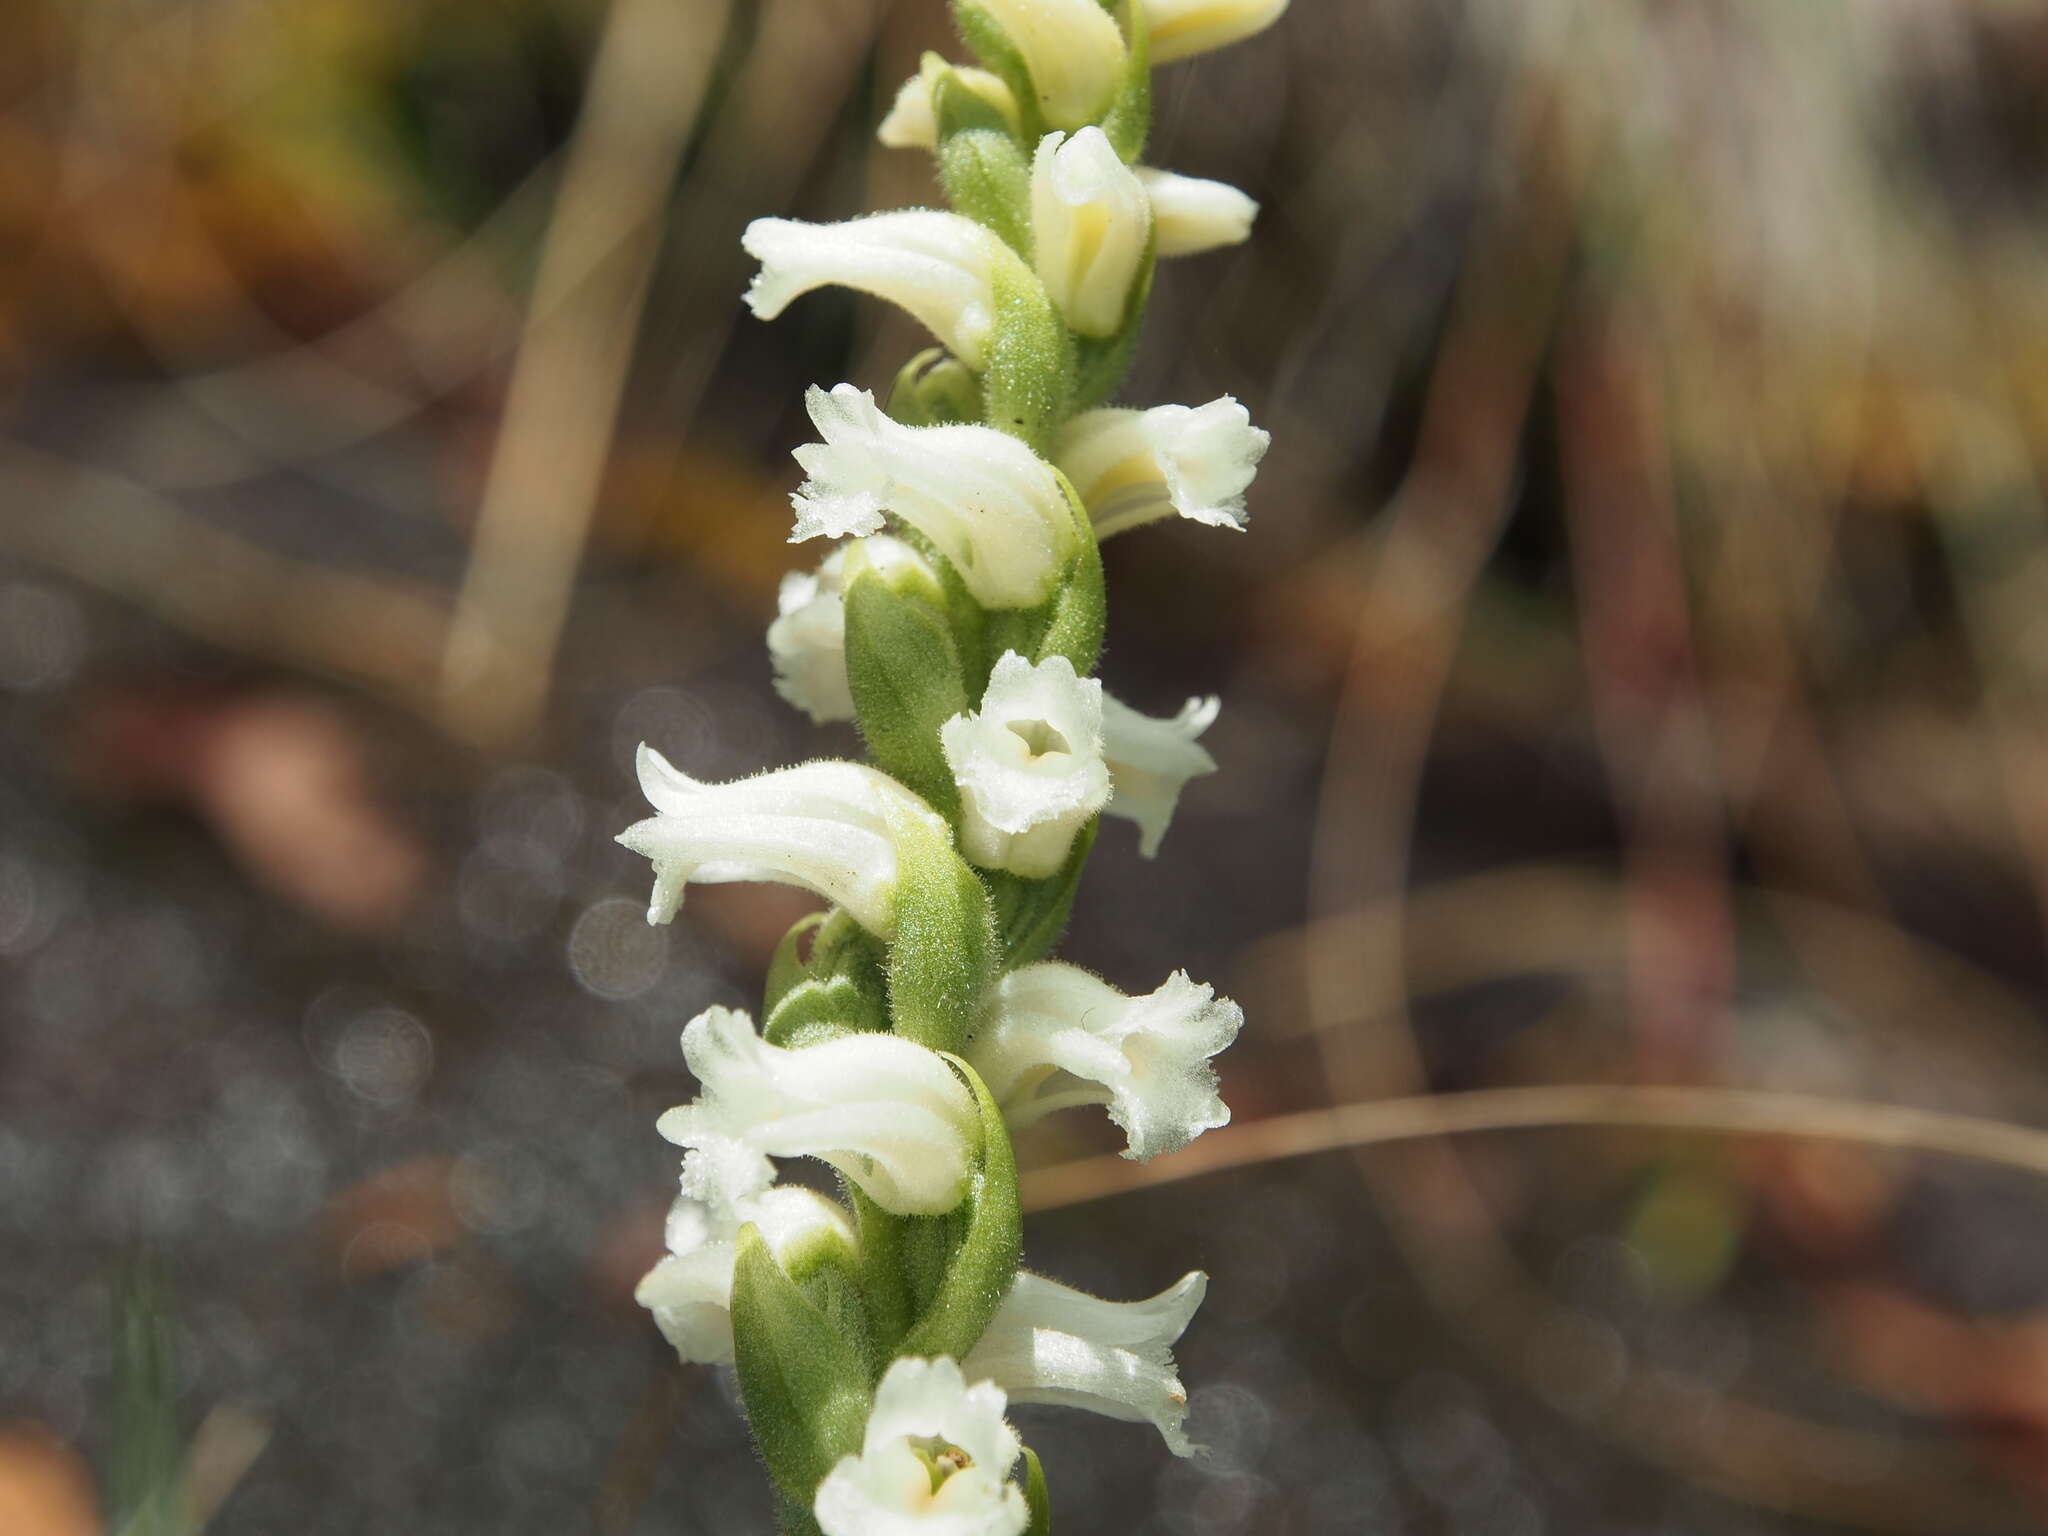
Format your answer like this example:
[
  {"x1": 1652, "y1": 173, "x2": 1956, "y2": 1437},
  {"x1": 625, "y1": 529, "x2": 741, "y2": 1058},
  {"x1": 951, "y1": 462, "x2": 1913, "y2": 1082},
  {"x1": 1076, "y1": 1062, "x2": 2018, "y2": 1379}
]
[{"x1": 615, "y1": 2, "x2": 1285, "y2": 1529}]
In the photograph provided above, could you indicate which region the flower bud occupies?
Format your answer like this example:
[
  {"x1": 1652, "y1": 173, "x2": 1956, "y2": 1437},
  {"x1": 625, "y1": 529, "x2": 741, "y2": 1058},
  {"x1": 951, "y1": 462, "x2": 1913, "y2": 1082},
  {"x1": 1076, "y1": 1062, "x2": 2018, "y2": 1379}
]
[
  {"x1": 1056, "y1": 395, "x2": 1269, "y2": 538},
  {"x1": 616, "y1": 746, "x2": 949, "y2": 934},
  {"x1": 969, "y1": 0, "x2": 1128, "y2": 130},
  {"x1": 1137, "y1": 167, "x2": 1259, "y2": 256},
  {"x1": 968, "y1": 962, "x2": 1240, "y2": 1160},
  {"x1": 744, "y1": 211, "x2": 1006, "y2": 368},
  {"x1": 878, "y1": 53, "x2": 1022, "y2": 150},
  {"x1": 1030, "y1": 128, "x2": 1152, "y2": 339},
  {"x1": 814, "y1": 1357, "x2": 1027, "y2": 1536},
  {"x1": 1141, "y1": 0, "x2": 1289, "y2": 65},
  {"x1": 658, "y1": 1007, "x2": 980, "y2": 1215},
  {"x1": 1103, "y1": 691, "x2": 1219, "y2": 856},
  {"x1": 791, "y1": 384, "x2": 1076, "y2": 610},
  {"x1": 941, "y1": 652, "x2": 1111, "y2": 878},
  {"x1": 964, "y1": 1270, "x2": 1207, "y2": 1456}
]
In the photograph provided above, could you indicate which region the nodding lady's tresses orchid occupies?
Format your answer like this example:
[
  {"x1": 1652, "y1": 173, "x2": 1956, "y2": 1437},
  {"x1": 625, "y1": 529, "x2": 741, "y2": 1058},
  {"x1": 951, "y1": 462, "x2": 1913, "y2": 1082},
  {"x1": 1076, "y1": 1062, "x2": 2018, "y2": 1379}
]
[{"x1": 621, "y1": 0, "x2": 1283, "y2": 1526}]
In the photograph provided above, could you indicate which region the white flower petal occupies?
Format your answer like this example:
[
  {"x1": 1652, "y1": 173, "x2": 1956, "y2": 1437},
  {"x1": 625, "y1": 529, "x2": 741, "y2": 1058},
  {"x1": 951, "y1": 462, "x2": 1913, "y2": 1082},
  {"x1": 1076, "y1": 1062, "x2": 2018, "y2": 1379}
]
[
  {"x1": 635, "y1": 1184, "x2": 855, "y2": 1366},
  {"x1": 969, "y1": 962, "x2": 1240, "y2": 1160},
  {"x1": 616, "y1": 747, "x2": 946, "y2": 933},
  {"x1": 1031, "y1": 128, "x2": 1152, "y2": 339},
  {"x1": 1137, "y1": 167, "x2": 1259, "y2": 257},
  {"x1": 1056, "y1": 397, "x2": 1269, "y2": 539},
  {"x1": 744, "y1": 211, "x2": 1005, "y2": 368},
  {"x1": 1101, "y1": 692, "x2": 1219, "y2": 857},
  {"x1": 767, "y1": 537, "x2": 938, "y2": 725},
  {"x1": 792, "y1": 385, "x2": 1074, "y2": 609},
  {"x1": 964, "y1": 1271, "x2": 1207, "y2": 1455},
  {"x1": 657, "y1": 1006, "x2": 980, "y2": 1215},
  {"x1": 879, "y1": 57, "x2": 1021, "y2": 150},
  {"x1": 972, "y1": 0, "x2": 1128, "y2": 130},
  {"x1": 815, "y1": 1358, "x2": 1028, "y2": 1536},
  {"x1": 1141, "y1": 0, "x2": 1290, "y2": 66},
  {"x1": 941, "y1": 652, "x2": 1110, "y2": 877}
]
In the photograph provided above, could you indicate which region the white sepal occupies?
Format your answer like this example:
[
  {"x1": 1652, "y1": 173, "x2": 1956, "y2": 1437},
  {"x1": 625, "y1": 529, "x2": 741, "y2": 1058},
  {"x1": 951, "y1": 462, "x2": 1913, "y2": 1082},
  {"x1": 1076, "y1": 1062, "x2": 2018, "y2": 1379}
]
[
  {"x1": 1056, "y1": 396, "x2": 1269, "y2": 538},
  {"x1": 1102, "y1": 692, "x2": 1219, "y2": 857},
  {"x1": 634, "y1": 1174, "x2": 856, "y2": 1367},
  {"x1": 879, "y1": 56, "x2": 1022, "y2": 150},
  {"x1": 973, "y1": 0, "x2": 1128, "y2": 131},
  {"x1": 767, "y1": 536, "x2": 938, "y2": 725},
  {"x1": 815, "y1": 1357, "x2": 1028, "y2": 1536},
  {"x1": 1141, "y1": 0, "x2": 1290, "y2": 65},
  {"x1": 657, "y1": 1006, "x2": 980, "y2": 1215},
  {"x1": 968, "y1": 962, "x2": 1240, "y2": 1161},
  {"x1": 743, "y1": 211, "x2": 1006, "y2": 368},
  {"x1": 941, "y1": 652, "x2": 1110, "y2": 878},
  {"x1": 1030, "y1": 128, "x2": 1152, "y2": 339},
  {"x1": 791, "y1": 385, "x2": 1074, "y2": 610},
  {"x1": 1137, "y1": 167, "x2": 1259, "y2": 257},
  {"x1": 616, "y1": 747, "x2": 948, "y2": 934},
  {"x1": 963, "y1": 1270, "x2": 1207, "y2": 1456}
]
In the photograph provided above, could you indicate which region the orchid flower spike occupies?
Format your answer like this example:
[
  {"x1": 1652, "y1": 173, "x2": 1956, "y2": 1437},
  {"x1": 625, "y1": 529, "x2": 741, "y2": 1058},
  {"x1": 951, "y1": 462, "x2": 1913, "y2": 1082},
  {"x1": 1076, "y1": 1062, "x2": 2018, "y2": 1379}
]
[
  {"x1": 1031, "y1": 128, "x2": 1152, "y2": 339},
  {"x1": 941, "y1": 652, "x2": 1111, "y2": 878},
  {"x1": 1103, "y1": 692, "x2": 1219, "y2": 856},
  {"x1": 768, "y1": 536, "x2": 938, "y2": 725},
  {"x1": 964, "y1": 1270, "x2": 1207, "y2": 1456},
  {"x1": 657, "y1": 1007, "x2": 980, "y2": 1216},
  {"x1": 968, "y1": 962, "x2": 1240, "y2": 1160},
  {"x1": 1137, "y1": 167, "x2": 1259, "y2": 257},
  {"x1": 1057, "y1": 396, "x2": 1270, "y2": 539},
  {"x1": 814, "y1": 1357, "x2": 1028, "y2": 1536},
  {"x1": 615, "y1": 747, "x2": 950, "y2": 935},
  {"x1": 791, "y1": 385, "x2": 1077, "y2": 609},
  {"x1": 879, "y1": 54, "x2": 1021, "y2": 150},
  {"x1": 1141, "y1": 0, "x2": 1291, "y2": 65},
  {"x1": 744, "y1": 211, "x2": 1008, "y2": 369},
  {"x1": 970, "y1": 0, "x2": 1128, "y2": 130},
  {"x1": 635, "y1": 1146, "x2": 857, "y2": 1365}
]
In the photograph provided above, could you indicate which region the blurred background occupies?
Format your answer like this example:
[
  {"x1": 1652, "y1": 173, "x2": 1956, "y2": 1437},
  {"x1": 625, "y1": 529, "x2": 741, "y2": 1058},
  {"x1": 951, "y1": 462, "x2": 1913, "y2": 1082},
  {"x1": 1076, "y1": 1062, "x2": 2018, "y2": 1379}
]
[{"x1": 7, "y1": 0, "x2": 2048, "y2": 1531}]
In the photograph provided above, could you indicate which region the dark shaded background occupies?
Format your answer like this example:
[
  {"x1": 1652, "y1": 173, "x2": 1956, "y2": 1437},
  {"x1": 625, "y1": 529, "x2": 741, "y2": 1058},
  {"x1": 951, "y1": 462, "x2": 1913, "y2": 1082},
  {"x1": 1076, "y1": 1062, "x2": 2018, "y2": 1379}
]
[{"x1": 6, "y1": 1, "x2": 2048, "y2": 1532}]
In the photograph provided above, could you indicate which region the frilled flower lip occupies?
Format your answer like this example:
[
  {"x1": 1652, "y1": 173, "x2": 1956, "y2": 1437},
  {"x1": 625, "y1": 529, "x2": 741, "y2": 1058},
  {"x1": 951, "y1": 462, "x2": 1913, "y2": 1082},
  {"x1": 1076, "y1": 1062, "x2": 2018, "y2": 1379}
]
[
  {"x1": 1056, "y1": 397, "x2": 1270, "y2": 539},
  {"x1": 814, "y1": 1357, "x2": 1027, "y2": 1536},
  {"x1": 616, "y1": 746, "x2": 947, "y2": 934},
  {"x1": 968, "y1": 962, "x2": 1240, "y2": 1162},
  {"x1": 743, "y1": 210, "x2": 1004, "y2": 368},
  {"x1": 942, "y1": 652, "x2": 1109, "y2": 836},
  {"x1": 963, "y1": 1270, "x2": 1207, "y2": 1456},
  {"x1": 1101, "y1": 691, "x2": 1220, "y2": 857},
  {"x1": 657, "y1": 1006, "x2": 980, "y2": 1215},
  {"x1": 790, "y1": 385, "x2": 1074, "y2": 610}
]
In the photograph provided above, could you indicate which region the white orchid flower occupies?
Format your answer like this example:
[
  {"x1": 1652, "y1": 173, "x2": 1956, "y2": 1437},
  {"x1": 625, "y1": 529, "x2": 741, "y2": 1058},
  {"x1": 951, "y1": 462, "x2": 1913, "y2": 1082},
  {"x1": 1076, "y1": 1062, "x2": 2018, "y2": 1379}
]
[
  {"x1": 814, "y1": 1356, "x2": 1028, "y2": 1536},
  {"x1": 1141, "y1": 0, "x2": 1290, "y2": 65},
  {"x1": 1031, "y1": 128, "x2": 1152, "y2": 338},
  {"x1": 791, "y1": 385, "x2": 1076, "y2": 609},
  {"x1": 1102, "y1": 692, "x2": 1219, "y2": 856},
  {"x1": 968, "y1": 962, "x2": 1240, "y2": 1161},
  {"x1": 768, "y1": 536, "x2": 938, "y2": 725},
  {"x1": 1056, "y1": 396, "x2": 1269, "y2": 538},
  {"x1": 744, "y1": 211, "x2": 1007, "y2": 369},
  {"x1": 1137, "y1": 167, "x2": 1259, "y2": 256},
  {"x1": 615, "y1": 746, "x2": 950, "y2": 934},
  {"x1": 941, "y1": 652, "x2": 1110, "y2": 878},
  {"x1": 971, "y1": 0, "x2": 1128, "y2": 131},
  {"x1": 657, "y1": 1007, "x2": 979, "y2": 1216},
  {"x1": 879, "y1": 55, "x2": 1022, "y2": 150},
  {"x1": 635, "y1": 1146, "x2": 857, "y2": 1366},
  {"x1": 963, "y1": 1270, "x2": 1207, "y2": 1456}
]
